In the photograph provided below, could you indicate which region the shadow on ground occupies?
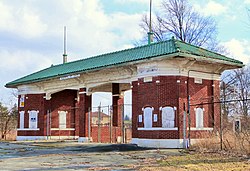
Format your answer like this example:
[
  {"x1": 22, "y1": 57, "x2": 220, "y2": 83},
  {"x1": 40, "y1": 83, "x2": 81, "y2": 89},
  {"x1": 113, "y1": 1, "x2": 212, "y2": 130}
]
[{"x1": 0, "y1": 141, "x2": 160, "y2": 160}]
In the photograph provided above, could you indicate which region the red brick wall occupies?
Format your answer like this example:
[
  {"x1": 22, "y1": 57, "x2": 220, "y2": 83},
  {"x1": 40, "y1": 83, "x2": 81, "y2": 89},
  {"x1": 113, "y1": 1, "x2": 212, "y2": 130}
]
[
  {"x1": 50, "y1": 90, "x2": 77, "y2": 129},
  {"x1": 91, "y1": 126, "x2": 122, "y2": 143},
  {"x1": 17, "y1": 90, "x2": 78, "y2": 137},
  {"x1": 132, "y1": 75, "x2": 220, "y2": 140},
  {"x1": 18, "y1": 94, "x2": 46, "y2": 136},
  {"x1": 132, "y1": 76, "x2": 180, "y2": 139}
]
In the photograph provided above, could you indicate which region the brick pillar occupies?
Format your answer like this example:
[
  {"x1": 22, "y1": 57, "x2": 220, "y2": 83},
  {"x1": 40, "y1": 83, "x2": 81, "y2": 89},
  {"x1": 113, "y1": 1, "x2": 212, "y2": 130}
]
[
  {"x1": 118, "y1": 97, "x2": 124, "y2": 127},
  {"x1": 112, "y1": 83, "x2": 119, "y2": 126},
  {"x1": 76, "y1": 88, "x2": 92, "y2": 142},
  {"x1": 84, "y1": 94, "x2": 92, "y2": 138},
  {"x1": 132, "y1": 81, "x2": 138, "y2": 138},
  {"x1": 178, "y1": 77, "x2": 188, "y2": 140},
  {"x1": 44, "y1": 98, "x2": 51, "y2": 138}
]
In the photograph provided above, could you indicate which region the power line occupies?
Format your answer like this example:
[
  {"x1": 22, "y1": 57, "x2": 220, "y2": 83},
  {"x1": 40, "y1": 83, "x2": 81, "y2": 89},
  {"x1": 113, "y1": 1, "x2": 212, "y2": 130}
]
[{"x1": 190, "y1": 98, "x2": 250, "y2": 106}]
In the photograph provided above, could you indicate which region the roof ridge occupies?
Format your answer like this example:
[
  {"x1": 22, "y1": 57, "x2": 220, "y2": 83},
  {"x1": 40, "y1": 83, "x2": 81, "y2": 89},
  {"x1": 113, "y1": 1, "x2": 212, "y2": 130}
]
[
  {"x1": 174, "y1": 39, "x2": 243, "y2": 64},
  {"x1": 51, "y1": 40, "x2": 171, "y2": 68}
]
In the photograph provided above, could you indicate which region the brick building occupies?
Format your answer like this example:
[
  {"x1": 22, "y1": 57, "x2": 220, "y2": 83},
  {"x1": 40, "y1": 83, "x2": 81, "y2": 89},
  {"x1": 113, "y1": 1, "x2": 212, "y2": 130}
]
[{"x1": 6, "y1": 38, "x2": 243, "y2": 148}]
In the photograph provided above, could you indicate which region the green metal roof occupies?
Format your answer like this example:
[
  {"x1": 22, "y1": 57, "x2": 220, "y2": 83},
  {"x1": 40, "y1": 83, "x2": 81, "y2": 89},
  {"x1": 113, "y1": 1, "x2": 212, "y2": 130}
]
[{"x1": 6, "y1": 38, "x2": 243, "y2": 88}]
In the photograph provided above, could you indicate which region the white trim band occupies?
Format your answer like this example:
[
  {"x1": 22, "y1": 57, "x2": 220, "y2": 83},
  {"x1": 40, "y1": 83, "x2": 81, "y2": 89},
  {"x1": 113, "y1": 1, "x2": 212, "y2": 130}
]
[
  {"x1": 17, "y1": 128, "x2": 40, "y2": 131},
  {"x1": 190, "y1": 127, "x2": 214, "y2": 131},
  {"x1": 131, "y1": 138, "x2": 184, "y2": 148},
  {"x1": 78, "y1": 137, "x2": 89, "y2": 143},
  {"x1": 16, "y1": 136, "x2": 79, "y2": 141},
  {"x1": 138, "y1": 127, "x2": 178, "y2": 131},
  {"x1": 51, "y1": 128, "x2": 75, "y2": 131}
]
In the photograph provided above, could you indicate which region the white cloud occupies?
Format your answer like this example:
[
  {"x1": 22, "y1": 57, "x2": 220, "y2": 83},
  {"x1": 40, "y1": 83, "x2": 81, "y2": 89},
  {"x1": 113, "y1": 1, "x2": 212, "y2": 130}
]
[
  {"x1": 0, "y1": 49, "x2": 53, "y2": 105},
  {"x1": 0, "y1": 0, "x2": 147, "y2": 105},
  {"x1": 0, "y1": 49, "x2": 52, "y2": 78},
  {"x1": 223, "y1": 39, "x2": 250, "y2": 64},
  {"x1": 244, "y1": 0, "x2": 250, "y2": 4},
  {"x1": 115, "y1": 0, "x2": 150, "y2": 4},
  {"x1": 194, "y1": 1, "x2": 227, "y2": 16},
  {"x1": 114, "y1": 0, "x2": 162, "y2": 8},
  {"x1": 0, "y1": 1, "x2": 47, "y2": 38}
]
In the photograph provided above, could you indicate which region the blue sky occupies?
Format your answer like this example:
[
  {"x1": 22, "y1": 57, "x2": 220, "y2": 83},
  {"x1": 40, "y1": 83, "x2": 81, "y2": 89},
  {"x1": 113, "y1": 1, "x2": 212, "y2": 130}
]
[{"x1": 0, "y1": 0, "x2": 250, "y2": 107}]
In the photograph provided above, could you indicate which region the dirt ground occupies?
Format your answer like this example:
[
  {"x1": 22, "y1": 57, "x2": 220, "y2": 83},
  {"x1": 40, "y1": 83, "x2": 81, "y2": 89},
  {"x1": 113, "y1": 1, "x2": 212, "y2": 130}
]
[{"x1": 0, "y1": 141, "x2": 249, "y2": 171}]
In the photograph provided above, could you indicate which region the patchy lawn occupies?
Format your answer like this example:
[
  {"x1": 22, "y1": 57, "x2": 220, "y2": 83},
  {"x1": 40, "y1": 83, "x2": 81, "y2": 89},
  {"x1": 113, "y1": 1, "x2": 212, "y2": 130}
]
[{"x1": 141, "y1": 152, "x2": 250, "y2": 171}]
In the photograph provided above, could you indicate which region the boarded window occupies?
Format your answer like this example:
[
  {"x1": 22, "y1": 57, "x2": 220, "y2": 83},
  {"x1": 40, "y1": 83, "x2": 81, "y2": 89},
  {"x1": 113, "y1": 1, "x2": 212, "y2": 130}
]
[
  {"x1": 28, "y1": 110, "x2": 39, "y2": 129},
  {"x1": 59, "y1": 111, "x2": 67, "y2": 129},
  {"x1": 143, "y1": 107, "x2": 153, "y2": 128},
  {"x1": 19, "y1": 111, "x2": 25, "y2": 129},
  {"x1": 195, "y1": 108, "x2": 204, "y2": 128},
  {"x1": 161, "y1": 107, "x2": 175, "y2": 128}
]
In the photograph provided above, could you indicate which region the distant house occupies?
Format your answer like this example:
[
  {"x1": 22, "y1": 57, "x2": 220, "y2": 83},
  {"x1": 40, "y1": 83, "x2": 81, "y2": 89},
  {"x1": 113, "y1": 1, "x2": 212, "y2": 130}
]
[
  {"x1": 5, "y1": 38, "x2": 243, "y2": 148},
  {"x1": 91, "y1": 112, "x2": 110, "y2": 125}
]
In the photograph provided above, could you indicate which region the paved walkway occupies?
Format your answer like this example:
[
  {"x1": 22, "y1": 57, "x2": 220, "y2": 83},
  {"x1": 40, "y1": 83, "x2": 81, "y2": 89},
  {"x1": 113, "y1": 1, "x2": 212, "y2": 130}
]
[{"x1": 0, "y1": 141, "x2": 181, "y2": 170}]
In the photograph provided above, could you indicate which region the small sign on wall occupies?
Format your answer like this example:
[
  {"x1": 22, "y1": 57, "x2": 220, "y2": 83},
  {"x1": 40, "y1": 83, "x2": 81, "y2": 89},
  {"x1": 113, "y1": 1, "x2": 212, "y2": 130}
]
[
  {"x1": 20, "y1": 95, "x2": 25, "y2": 107},
  {"x1": 153, "y1": 114, "x2": 158, "y2": 122},
  {"x1": 194, "y1": 78, "x2": 203, "y2": 84},
  {"x1": 138, "y1": 115, "x2": 142, "y2": 122}
]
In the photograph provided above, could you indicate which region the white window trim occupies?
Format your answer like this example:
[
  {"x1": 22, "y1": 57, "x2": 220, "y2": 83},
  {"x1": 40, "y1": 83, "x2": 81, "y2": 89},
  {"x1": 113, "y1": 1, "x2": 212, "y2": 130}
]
[
  {"x1": 195, "y1": 108, "x2": 204, "y2": 128},
  {"x1": 51, "y1": 128, "x2": 75, "y2": 131},
  {"x1": 17, "y1": 128, "x2": 40, "y2": 131},
  {"x1": 19, "y1": 111, "x2": 25, "y2": 129},
  {"x1": 143, "y1": 107, "x2": 153, "y2": 128},
  {"x1": 28, "y1": 110, "x2": 39, "y2": 129},
  {"x1": 190, "y1": 127, "x2": 213, "y2": 131},
  {"x1": 58, "y1": 111, "x2": 68, "y2": 129},
  {"x1": 160, "y1": 106, "x2": 176, "y2": 128},
  {"x1": 138, "y1": 127, "x2": 178, "y2": 131}
]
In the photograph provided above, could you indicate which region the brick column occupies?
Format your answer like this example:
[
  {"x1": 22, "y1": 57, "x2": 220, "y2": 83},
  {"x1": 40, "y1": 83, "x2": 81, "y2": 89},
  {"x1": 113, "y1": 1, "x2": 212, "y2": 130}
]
[
  {"x1": 112, "y1": 83, "x2": 119, "y2": 126},
  {"x1": 131, "y1": 81, "x2": 138, "y2": 138},
  {"x1": 76, "y1": 88, "x2": 92, "y2": 142}
]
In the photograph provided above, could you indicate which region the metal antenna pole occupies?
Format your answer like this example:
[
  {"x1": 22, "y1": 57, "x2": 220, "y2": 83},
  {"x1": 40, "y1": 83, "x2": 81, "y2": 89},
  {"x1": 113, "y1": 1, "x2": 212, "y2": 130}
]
[
  {"x1": 148, "y1": 0, "x2": 153, "y2": 44},
  {"x1": 63, "y1": 26, "x2": 67, "y2": 63},
  {"x1": 149, "y1": 0, "x2": 152, "y2": 33}
]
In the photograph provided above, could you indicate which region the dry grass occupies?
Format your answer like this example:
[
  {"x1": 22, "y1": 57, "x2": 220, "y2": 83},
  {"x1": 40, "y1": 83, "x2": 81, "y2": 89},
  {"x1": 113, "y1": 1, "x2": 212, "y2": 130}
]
[
  {"x1": 192, "y1": 130, "x2": 250, "y2": 156},
  {"x1": 139, "y1": 153, "x2": 250, "y2": 171}
]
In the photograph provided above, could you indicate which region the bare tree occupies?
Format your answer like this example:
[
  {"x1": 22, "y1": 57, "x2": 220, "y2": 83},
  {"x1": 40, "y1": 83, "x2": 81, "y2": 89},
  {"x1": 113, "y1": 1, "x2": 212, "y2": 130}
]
[
  {"x1": 140, "y1": 0, "x2": 225, "y2": 53},
  {"x1": 0, "y1": 103, "x2": 18, "y2": 140},
  {"x1": 221, "y1": 67, "x2": 250, "y2": 117}
]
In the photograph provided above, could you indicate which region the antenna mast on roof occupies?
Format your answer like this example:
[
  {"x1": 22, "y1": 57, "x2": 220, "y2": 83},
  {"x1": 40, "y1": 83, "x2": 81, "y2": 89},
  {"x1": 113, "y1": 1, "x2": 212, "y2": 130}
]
[
  {"x1": 148, "y1": 0, "x2": 153, "y2": 45},
  {"x1": 63, "y1": 26, "x2": 67, "y2": 64}
]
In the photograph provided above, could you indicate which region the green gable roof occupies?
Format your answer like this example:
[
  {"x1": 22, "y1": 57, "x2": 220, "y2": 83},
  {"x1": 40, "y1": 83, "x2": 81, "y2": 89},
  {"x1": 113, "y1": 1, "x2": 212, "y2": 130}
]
[{"x1": 6, "y1": 38, "x2": 243, "y2": 88}]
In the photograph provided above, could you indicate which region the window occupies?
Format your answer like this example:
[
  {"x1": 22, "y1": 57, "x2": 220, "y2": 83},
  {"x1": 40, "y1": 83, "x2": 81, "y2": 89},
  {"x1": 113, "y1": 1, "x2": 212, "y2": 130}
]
[
  {"x1": 19, "y1": 111, "x2": 25, "y2": 129},
  {"x1": 143, "y1": 107, "x2": 153, "y2": 128},
  {"x1": 58, "y1": 111, "x2": 67, "y2": 129},
  {"x1": 19, "y1": 95, "x2": 25, "y2": 107},
  {"x1": 195, "y1": 108, "x2": 204, "y2": 128},
  {"x1": 234, "y1": 120, "x2": 241, "y2": 133},
  {"x1": 161, "y1": 106, "x2": 175, "y2": 128},
  {"x1": 28, "y1": 110, "x2": 39, "y2": 129}
]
